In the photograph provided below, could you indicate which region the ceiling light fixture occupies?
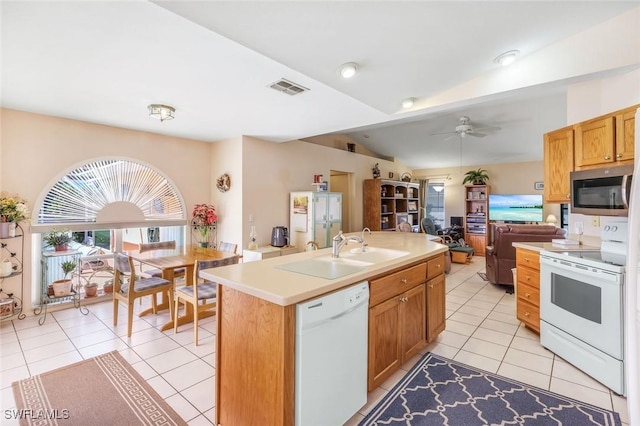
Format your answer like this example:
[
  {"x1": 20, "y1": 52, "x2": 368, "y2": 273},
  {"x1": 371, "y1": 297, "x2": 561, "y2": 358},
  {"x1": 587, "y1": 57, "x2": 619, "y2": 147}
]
[
  {"x1": 340, "y1": 62, "x2": 358, "y2": 79},
  {"x1": 493, "y1": 50, "x2": 520, "y2": 66},
  {"x1": 148, "y1": 104, "x2": 175, "y2": 122},
  {"x1": 401, "y1": 97, "x2": 416, "y2": 109}
]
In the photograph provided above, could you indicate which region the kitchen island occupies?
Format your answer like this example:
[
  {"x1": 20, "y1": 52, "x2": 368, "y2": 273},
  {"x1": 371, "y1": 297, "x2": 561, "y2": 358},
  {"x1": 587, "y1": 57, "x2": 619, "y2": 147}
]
[{"x1": 201, "y1": 231, "x2": 448, "y2": 426}]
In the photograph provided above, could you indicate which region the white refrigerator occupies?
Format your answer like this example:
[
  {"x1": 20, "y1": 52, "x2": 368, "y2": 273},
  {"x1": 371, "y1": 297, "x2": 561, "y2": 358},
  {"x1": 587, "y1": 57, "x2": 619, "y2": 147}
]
[
  {"x1": 626, "y1": 107, "x2": 640, "y2": 424},
  {"x1": 290, "y1": 192, "x2": 342, "y2": 250}
]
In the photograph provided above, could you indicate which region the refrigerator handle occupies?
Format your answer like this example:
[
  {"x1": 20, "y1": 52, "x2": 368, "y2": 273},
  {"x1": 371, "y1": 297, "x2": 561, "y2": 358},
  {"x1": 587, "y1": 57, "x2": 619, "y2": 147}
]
[{"x1": 622, "y1": 174, "x2": 631, "y2": 209}]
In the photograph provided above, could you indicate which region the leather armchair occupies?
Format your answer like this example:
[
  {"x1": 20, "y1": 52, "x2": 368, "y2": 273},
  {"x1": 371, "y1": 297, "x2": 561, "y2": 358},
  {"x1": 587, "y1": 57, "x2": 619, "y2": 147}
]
[{"x1": 486, "y1": 224, "x2": 566, "y2": 286}]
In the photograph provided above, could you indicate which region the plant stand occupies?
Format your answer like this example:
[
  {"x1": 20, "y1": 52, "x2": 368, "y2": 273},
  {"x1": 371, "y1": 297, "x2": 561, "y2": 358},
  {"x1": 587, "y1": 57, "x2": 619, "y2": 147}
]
[{"x1": 35, "y1": 249, "x2": 88, "y2": 325}]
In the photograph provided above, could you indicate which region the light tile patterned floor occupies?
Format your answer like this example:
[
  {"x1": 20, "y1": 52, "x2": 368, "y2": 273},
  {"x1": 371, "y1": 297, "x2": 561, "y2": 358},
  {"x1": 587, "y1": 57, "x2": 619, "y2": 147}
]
[{"x1": 0, "y1": 259, "x2": 630, "y2": 425}]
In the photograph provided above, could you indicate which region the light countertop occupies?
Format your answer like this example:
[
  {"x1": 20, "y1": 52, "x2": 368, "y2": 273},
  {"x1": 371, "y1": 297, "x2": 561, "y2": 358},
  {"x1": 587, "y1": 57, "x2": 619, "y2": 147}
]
[
  {"x1": 512, "y1": 241, "x2": 600, "y2": 252},
  {"x1": 201, "y1": 232, "x2": 448, "y2": 306}
]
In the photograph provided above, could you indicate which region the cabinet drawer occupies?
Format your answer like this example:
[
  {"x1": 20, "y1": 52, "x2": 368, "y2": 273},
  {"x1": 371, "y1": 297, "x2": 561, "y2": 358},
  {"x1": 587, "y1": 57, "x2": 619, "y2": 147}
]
[
  {"x1": 516, "y1": 281, "x2": 539, "y2": 307},
  {"x1": 516, "y1": 249, "x2": 540, "y2": 269},
  {"x1": 426, "y1": 254, "x2": 446, "y2": 280},
  {"x1": 517, "y1": 266, "x2": 540, "y2": 288},
  {"x1": 369, "y1": 263, "x2": 427, "y2": 307},
  {"x1": 517, "y1": 298, "x2": 540, "y2": 333}
]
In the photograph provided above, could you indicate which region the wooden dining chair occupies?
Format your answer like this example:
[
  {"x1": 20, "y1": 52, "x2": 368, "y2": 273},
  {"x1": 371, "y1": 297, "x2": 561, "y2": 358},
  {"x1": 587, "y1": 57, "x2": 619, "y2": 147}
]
[
  {"x1": 138, "y1": 240, "x2": 187, "y2": 279},
  {"x1": 113, "y1": 253, "x2": 174, "y2": 337},
  {"x1": 217, "y1": 241, "x2": 238, "y2": 254},
  {"x1": 174, "y1": 256, "x2": 239, "y2": 345}
]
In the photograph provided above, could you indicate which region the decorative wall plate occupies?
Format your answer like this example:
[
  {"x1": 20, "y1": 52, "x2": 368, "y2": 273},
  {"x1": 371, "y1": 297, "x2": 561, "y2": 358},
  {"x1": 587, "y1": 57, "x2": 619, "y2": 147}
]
[{"x1": 216, "y1": 173, "x2": 231, "y2": 192}]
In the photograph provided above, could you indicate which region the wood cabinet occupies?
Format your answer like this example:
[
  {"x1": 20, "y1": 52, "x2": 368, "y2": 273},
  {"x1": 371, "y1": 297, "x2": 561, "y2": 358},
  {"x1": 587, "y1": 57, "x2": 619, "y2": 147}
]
[
  {"x1": 364, "y1": 179, "x2": 420, "y2": 231},
  {"x1": 368, "y1": 262, "x2": 427, "y2": 390},
  {"x1": 515, "y1": 248, "x2": 541, "y2": 333},
  {"x1": 543, "y1": 126, "x2": 574, "y2": 204},
  {"x1": 426, "y1": 272, "x2": 446, "y2": 342},
  {"x1": 574, "y1": 115, "x2": 615, "y2": 169},
  {"x1": 463, "y1": 185, "x2": 489, "y2": 256},
  {"x1": 616, "y1": 107, "x2": 636, "y2": 163}
]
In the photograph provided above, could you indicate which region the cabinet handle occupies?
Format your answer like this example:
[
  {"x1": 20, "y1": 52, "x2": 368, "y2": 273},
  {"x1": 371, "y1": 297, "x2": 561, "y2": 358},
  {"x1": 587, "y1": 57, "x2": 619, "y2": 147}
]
[
  {"x1": 525, "y1": 312, "x2": 530, "y2": 317},
  {"x1": 567, "y1": 194, "x2": 571, "y2": 199},
  {"x1": 526, "y1": 276, "x2": 531, "y2": 281},
  {"x1": 429, "y1": 284, "x2": 434, "y2": 289},
  {"x1": 616, "y1": 153, "x2": 623, "y2": 159},
  {"x1": 400, "y1": 278, "x2": 407, "y2": 284},
  {"x1": 399, "y1": 297, "x2": 408, "y2": 303},
  {"x1": 604, "y1": 155, "x2": 611, "y2": 160},
  {"x1": 436, "y1": 263, "x2": 441, "y2": 269},
  {"x1": 524, "y1": 257, "x2": 529, "y2": 263},
  {"x1": 525, "y1": 292, "x2": 530, "y2": 298}
]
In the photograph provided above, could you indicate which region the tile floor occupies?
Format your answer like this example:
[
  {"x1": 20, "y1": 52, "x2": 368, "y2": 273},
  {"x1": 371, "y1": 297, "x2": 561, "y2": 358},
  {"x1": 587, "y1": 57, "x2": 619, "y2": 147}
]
[{"x1": 1, "y1": 259, "x2": 629, "y2": 425}]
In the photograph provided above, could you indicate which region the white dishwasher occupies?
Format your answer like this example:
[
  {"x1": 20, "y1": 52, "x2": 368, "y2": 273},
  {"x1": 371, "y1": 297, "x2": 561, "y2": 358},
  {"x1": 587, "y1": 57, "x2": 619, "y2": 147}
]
[{"x1": 295, "y1": 281, "x2": 370, "y2": 426}]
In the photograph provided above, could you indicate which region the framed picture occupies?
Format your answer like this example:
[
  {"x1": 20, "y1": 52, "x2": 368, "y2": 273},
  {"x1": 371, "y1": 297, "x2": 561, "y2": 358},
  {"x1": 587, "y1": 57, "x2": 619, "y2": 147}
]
[
  {"x1": 534, "y1": 181, "x2": 544, "y2": 190},
  {"x1": 408, "y1": 201, "x2": 418, "y2": 211}
]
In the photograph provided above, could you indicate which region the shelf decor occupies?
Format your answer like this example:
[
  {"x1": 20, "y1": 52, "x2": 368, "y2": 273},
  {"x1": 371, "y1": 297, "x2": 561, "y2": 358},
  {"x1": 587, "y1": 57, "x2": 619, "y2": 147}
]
[
  {"x1": 0, "y1": 192, "x2": 29, "y2": 238},
  {"x1": 192, "y1": 203, "x2": 217, "y2": 247}
]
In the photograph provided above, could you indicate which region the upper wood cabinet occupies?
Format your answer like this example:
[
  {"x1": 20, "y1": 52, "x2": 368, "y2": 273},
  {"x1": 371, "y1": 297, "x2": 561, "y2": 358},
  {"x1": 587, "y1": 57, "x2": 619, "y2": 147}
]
[
  {"x1": 574, "y1": 115, "x2": 615, "y2": 168},
  {"x1": 543, "y1": 126, "x2": 574, "y2": 204},
  {"x1": 616, "y1": 107, "x2": 636, "y2": 163}
]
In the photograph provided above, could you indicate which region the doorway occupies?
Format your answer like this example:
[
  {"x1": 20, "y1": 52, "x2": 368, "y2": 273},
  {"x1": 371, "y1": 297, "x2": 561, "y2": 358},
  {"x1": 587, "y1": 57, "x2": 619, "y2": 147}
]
[{"x1": 330, "y1": 171, "x2": 353, "y2": 233}]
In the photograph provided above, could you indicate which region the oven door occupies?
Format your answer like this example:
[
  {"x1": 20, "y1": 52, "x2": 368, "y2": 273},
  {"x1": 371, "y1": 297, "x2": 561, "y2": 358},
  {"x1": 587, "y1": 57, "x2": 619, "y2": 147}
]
[{"x1": 540, "y1": 256, "x2": 624, "y2": 359}]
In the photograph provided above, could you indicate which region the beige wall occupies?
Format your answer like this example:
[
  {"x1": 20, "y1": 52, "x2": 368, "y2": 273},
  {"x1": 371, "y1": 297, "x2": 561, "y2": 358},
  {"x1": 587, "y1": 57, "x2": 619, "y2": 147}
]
[
  {"x1": 1, "y1": 108, "x2": 214, "y2": 311},
  {"x1": 412, "y1": 161, "x2": 557, "y2": 227}
]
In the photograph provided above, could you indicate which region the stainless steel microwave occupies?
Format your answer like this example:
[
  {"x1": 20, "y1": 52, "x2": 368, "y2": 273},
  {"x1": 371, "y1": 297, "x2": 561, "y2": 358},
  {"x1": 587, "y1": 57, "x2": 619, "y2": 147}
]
[{"x1": 570, "y1": 164, "x2": 633, "y2": 216}]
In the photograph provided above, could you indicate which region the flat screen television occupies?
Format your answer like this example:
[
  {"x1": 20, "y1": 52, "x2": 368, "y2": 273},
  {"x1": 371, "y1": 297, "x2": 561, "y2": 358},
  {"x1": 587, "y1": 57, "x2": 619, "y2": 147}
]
[{"x1": 488, "y1": 194, "x2": 543, "y2": 223}]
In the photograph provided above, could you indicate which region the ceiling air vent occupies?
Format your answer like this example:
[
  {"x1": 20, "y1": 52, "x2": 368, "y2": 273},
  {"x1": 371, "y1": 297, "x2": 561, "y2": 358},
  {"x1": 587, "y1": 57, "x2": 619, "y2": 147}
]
[{"x1": 269, "y1": 78, "x2": 309, "y2": 96}]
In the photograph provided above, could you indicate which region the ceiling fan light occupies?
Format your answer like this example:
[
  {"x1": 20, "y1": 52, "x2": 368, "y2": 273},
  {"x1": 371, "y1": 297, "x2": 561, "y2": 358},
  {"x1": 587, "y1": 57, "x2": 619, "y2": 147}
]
[
  {"x1": 340, "y1": 62, "x2": 358, "y2": 78},
  {"x1": 401, "y1": 97, "x2": 416, "y2": 109},
  {"x1": 148, "y1": 104, "x2": 175, "y2": 122},
  {"x1": 494, "y1": 50, "x2": 519, "y2": 66}
]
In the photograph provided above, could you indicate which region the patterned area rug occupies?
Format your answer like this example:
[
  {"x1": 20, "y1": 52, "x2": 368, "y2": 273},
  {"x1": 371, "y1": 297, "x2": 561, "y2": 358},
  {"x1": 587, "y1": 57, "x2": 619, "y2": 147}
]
[
  {"x1": 360, "y1": 353, "x2": 621, "y2": 426},
  {"x1": 12, "y1": 351, "x2": 187, "y2": 426},
  {"x1": 477, "y1": 272, "x2": 488, "y2": 281}
]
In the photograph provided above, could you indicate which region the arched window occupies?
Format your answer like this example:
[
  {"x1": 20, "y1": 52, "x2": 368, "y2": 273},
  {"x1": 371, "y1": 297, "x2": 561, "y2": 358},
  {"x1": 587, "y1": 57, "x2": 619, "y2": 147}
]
[{"x1": 33, "y1": 159, "x2": 186, "y2": 230}]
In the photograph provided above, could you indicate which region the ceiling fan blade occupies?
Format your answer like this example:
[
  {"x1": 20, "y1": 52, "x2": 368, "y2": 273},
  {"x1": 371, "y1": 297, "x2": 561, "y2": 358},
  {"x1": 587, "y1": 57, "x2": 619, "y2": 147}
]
[
  {"x1": 467, "y1": 131, "x2": 487, "y2": 138},
  {"x1": 473, "y1": 125, "x2": 501, "y2": 133},
  {"x1": 430, "y1": 131, "x2": 457, "y2": 136}
]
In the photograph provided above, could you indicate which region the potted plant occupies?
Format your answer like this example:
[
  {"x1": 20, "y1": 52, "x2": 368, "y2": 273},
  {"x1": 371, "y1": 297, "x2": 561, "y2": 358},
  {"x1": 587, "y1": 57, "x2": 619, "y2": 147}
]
[
  {"x1": 462, "y1": 168, "x2": 490, "y2": 185},
  {"x1": 84, "y1": 282, "x2": 98, "y2": 298},
  {"x1": 51, "y1": 259, "x2": 77, "y2": 297},
  {"x1": 43, "y1": 228, "x2": 73, "y2": 251}
]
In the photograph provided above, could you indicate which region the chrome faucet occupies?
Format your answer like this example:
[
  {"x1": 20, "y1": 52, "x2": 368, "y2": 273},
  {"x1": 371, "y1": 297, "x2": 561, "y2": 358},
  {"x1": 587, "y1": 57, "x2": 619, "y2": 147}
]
[
  {"x1": 331, "y1": 231, "x2": 364, "y2": 258},
  {"x1": 359, "y1": 227, "x2": 371, "y2": 252}
]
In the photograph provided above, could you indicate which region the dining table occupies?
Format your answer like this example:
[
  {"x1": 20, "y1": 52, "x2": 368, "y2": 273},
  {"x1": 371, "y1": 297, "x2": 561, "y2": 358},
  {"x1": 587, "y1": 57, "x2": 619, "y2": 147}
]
[{"x1": 126, "y1": 244, "x2": 238, "y2": 331}]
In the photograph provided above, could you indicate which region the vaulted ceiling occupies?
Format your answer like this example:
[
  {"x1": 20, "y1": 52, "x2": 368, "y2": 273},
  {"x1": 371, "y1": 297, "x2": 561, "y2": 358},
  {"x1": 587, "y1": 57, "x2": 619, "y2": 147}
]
[{"x1": 2, "y1": 1, "x2": 639, "y2": 168}]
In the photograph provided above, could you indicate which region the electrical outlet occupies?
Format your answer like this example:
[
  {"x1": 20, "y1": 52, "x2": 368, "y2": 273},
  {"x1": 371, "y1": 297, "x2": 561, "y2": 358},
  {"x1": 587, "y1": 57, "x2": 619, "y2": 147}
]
[
  {"x1": 592, "y1": 216, "x2": 600, "y2": 227},
  {"x1": 248, "y1": 213, "x2": 254, "y2": 223}
]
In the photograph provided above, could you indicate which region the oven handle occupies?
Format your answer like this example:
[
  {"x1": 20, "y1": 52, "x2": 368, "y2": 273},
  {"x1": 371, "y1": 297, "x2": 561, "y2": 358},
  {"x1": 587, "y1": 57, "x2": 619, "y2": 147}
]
[{"x1": 621, "y1": 174, "x2": 631, "y2": 210}]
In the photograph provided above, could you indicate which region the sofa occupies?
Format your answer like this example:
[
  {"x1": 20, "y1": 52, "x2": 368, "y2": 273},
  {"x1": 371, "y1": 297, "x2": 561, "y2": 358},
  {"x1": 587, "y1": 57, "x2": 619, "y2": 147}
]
[{"x1": 485, "y1": 224, "x2": 566, "y2": 287}]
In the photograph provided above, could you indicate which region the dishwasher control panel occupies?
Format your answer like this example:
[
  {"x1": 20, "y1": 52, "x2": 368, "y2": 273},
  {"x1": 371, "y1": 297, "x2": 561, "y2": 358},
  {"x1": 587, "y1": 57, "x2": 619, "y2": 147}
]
[{"x1": 345, "y1": 282, "x2": 369, "y2": 308}]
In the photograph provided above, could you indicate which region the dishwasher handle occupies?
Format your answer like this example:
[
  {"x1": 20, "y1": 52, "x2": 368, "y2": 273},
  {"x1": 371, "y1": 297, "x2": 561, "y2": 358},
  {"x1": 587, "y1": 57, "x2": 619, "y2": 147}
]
[{"x1": 297, "y1": 299, "x2": 368, "y2": 334}]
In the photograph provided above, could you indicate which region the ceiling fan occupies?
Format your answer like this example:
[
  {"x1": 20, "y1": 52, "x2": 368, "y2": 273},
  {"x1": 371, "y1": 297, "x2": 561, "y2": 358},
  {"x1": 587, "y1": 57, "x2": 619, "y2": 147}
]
[{"x1": 431, "y1": 116, "x2": 501, "y2": 139}]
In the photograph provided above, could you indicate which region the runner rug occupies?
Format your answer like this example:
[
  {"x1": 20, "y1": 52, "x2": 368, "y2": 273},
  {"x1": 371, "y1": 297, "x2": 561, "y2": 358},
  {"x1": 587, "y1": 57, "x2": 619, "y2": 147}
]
[
  {"x1": 12, "y1": 350, "x2": 187, "y2": 426},
  {"x1": 360, "y1": 353, "x2": 621, "y2": 426}
]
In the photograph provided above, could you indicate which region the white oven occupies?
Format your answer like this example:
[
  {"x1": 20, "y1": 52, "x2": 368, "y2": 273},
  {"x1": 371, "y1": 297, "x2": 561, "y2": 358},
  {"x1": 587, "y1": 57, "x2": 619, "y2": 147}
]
[{"x1": 539, "y1": 223, "x2": 627, "y2": 395}]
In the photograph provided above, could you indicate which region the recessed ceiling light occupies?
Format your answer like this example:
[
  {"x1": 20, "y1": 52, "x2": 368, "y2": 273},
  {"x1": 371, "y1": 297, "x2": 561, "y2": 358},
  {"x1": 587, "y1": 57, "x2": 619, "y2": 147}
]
[
  {"x1": 340, "y1": 62, "x2": 358, "y2": 78},
  {"x1": 401, "y1": 97, "x2": 417, "y2": 109},
  {"x1": 494, "y1": 50, "x2": 520, "y2": 66}
]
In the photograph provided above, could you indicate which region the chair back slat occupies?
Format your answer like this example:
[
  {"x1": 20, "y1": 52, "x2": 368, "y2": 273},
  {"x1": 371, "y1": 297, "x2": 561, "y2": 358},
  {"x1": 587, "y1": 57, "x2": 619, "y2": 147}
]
[
  {"x1": 194, "y1": 256, "x2": 239, "y2": 281},
  {"x1": 139, "y1": 240, "x2": 176, "y2": 253},
  {"x1": 217, "y1": 241, "x2": 237, "y2": 254}
]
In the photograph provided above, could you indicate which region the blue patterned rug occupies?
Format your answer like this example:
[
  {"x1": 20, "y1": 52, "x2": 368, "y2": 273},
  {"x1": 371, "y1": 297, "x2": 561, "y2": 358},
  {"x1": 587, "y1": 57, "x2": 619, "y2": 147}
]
[{"x1": 360, "y1": 353, "x2": 621, "y2": 426}]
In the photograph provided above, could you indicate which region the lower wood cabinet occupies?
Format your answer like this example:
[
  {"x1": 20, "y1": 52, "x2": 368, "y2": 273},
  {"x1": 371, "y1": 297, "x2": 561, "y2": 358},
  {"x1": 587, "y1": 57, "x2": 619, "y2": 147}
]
[
  {"x1": 515, "y1": 248, "x2": 541, "y2": 333},
  {"x1": 367, "y1": 255, "x2": 446, "y2": 391},
  {"x1": 368, "y1": 283, "x2": 426, "y2": 391},
  {"x1": 426, "y1": 273, "x2": 446, "y2": 342}
]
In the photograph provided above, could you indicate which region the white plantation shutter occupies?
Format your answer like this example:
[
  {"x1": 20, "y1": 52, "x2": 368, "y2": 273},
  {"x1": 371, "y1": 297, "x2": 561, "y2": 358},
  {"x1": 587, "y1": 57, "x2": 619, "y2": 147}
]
[{"x1": 36, "y1": 159, "x2": 185, "y2": 229}]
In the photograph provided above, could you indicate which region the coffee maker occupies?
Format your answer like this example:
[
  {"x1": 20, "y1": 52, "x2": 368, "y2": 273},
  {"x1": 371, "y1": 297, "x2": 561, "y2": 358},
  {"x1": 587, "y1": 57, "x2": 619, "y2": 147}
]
[{"x1": 271, "y1": 226, "x2": 289, "y2": 247}]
